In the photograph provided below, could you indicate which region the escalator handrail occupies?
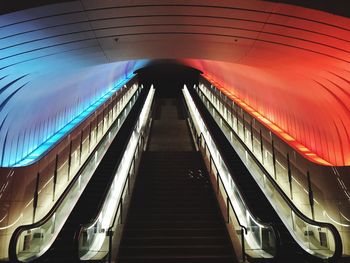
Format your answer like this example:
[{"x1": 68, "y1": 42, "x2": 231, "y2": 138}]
[
  {"x1": 207, "y1": 82, "x2": 313, "y2": 194},
  {"x1": 8, "y1": 85, "x2": 140, "y2": 262},
  {"x1": 199, "y1": 132, "x2": 248, "y2": 235},
  {"x1": 75, "y1": 88, "x2": 151, "y2": 257},
  {"x1": 185, "y1": 93, "x2": 278, "y2": 258},
  {"x1": 77, "y1": 87, "x2": 145, "y2": 232},
  {"x1": 106, "y1": 119, "x2": 150, "y2": 234},
  {"x1": 196, "y1": 85, "x2": 343, "y2": 260},
  {"x1": 107, "y1": 134, "x2": 144, "y2": 232},
  {"x1": 186, "y1": 87, "x2": 274, "y2": 236},
  {"x1": 76, "y1": 130, "x2": 144, "y2": 258}
]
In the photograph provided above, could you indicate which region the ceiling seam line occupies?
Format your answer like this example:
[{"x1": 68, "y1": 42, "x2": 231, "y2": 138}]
[
  {"x1": 79, "y1": 0, "x2": 110, "y2": 63},
  {"x1": 237, "y1": 5, "x2": 274, "y2": 64}
]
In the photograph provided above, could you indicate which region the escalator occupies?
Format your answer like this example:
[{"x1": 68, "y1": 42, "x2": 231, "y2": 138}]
[
  {"x1": 34, "y1": 86, "x2": 149, "y2": 263},
  {"x1": 189, "y1": 87, "x2": 323, "y2": 263},
  {"x1": 117, "y1": 97, "x2": 237, "y2": 263}
]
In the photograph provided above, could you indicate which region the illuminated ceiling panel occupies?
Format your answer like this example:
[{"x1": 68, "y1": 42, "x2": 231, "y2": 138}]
[{"x1": 0, "y1": 0, "x2": 350, "y2": 166}]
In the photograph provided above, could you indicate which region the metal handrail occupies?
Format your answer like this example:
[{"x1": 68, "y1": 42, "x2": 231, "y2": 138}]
[
  {"x1": 75, "y1": 88, "x2": 146, "y2": 245},
  {"x1": 75, "y1": 128, "x2": 145, "y2": 259},
  {"x1": 8, "y1": 85, "x2": 141, "y2": 262},
  {"x1": 185, "y1": 99, "x2": 276, "y2": 261},
  {"x1": 105, "y1": 94, "x2": 154, "y2": 262},
  {"x1": 77, "y1": 87, "x2": 154, "y2": 262},
  {"x1": 12, "y1": 82, "x2": 132, "y2": 168},
  {"x1": 106, "y1": 133, "x2": 145, "y2": 263},
  {"x1": 202, "y1": 82, "x2": 310, "y2": 191},
  {"x1": 195, "y1": 85, "x2": 343, "y2": 261},
  {"x1": 187, "y1": 96, "x2": 266, "y2": 234},
  {"x1": 201, "y1": 132, "x2": 248, "y2": 234}
]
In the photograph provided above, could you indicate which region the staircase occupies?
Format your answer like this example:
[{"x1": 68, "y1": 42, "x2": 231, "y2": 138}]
[
  {"x1": 117, "y1": 151, "x2": 236, "y2": 263},
  {"x1": 117, "y1": 97, "x2": 236, "y2": 263}
]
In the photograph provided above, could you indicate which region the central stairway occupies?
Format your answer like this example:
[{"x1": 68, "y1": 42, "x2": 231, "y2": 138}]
[{"x1": 117, "y1": 98, "x2": 237, "y2": 263}]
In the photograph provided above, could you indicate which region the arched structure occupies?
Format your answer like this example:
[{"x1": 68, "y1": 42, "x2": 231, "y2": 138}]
[
  {"x1": 1, "y1": 1, "x2": 350, "y2": 260},
  {"x1": 1, "y1": 0, "x2": 350, "y2": 166}
]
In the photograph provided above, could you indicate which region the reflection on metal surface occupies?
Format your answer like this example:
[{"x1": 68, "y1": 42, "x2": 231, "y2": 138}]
[
  {"x1": 195, "y1": 82, "x2": 342, "y2": 259},
  {"x1": 78, "y1": 86, "x2": 155, "y2": 260},
  {"x1": 183, "y1": 85, "x2": 276, "y2": 259},
  {"x1": 9, "y1": 84, "x2": 142, "y2": 262}
]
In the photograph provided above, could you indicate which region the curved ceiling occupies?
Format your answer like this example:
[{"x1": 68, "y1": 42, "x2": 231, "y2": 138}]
[
  {"x1": 0, "y1": 0, "x2": 350, "y2": 166},
  {"x1": 2, "y1": 0, "x2": 350, "y2": 18}
]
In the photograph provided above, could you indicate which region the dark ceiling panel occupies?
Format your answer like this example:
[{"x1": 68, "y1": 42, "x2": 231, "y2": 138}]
[
  {"x1": 1, "y1": 0, "x2": 350, "y2": 18},
  {"x1": 264, "y1": 0, "x2": 350, "y2": 18},
  {"x1": 0, "y1": 0, "x2": 74, "y2": 15}
]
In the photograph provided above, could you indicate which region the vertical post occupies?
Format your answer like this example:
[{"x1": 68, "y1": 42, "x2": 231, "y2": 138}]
[
  {"x1": 119, "y1": 198, "x2": 123, "y2": 224},
  {"x1": 108, "y1": 232, "x2": 112, "y2": 263},
  {"x1": 96, "y1": 114, "x2": 99, "y2": 139},
  {"x1": 67, "y1": 140, "x2": 73, "y2": 181},
  {"x1": 243, "y1": 114, "x2": 246, "y2": 141},
  {"x1": 307, "y1": 171, "x2": 315, "y2": 220},
  {"x1": 287, "y1": 153, "x2": 293, "y2": 199},
  {"x1": 250, "y1": 119, "x2": 254, "y2": 149},
  {"x1": 107, "y1": 102, "x2": 110, "y2": 125},
  {"x1": 136, "y1": 139, "x2": 140, "y2": 157},
  {"x1": 33, "y1": 172, "x2": 40, "y2": 223},
  {"x1": 241, "y1": 228, "x2": 246, "y2": 262},
  {"x1": 209, "y1": 155, "x2": 212, "y2": 173},
  {"x1": 231, "y1": 101, "x2": 234, "y2": 128},
  {"x1": 113, "y1": 95, "x2": 117, "y2": 116},
  {"x1": 102, "y1": 107, "x2": 105, "y2": 132},
  {"x1": 127, "y1": 172, "x2": 131, "y2": 194},
  {"x1": 272, "y1": 139, "x2": 277, "y2": 180},
  {"x1": 216, "y1": 173, "x2": 220, "y2": 194},
  {"x1": 111, "y1": 96, "x2": 115, "y2": 122},
  {"x1": 53, "y1": 154, "x2": 58, "y2": 201},
  {"x1": 226, "y1": 196, "x2": 230, "y2": 224},
  {"x1": 79, "y1": 130, "x2": 83, "y2": 165},
  {"x1": 88, "y1": 123, "x2": 92, "y2": 151},
  {"x1": 235, "y1": 107, "x2": 239, "y2": 132},
  {"x1": 259, "y1": 129, "x2": 264, "y2": 164}
]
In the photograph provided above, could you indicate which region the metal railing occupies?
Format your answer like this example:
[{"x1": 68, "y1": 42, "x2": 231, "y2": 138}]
[
  {"x1": 76, "y1": 86, "x2": 155, "y2": 262},
  {"x1": 8, "y1": 85, "x2": 142, "y2": 262},
  {"x1": 194, "y1": 84, "x2": 342, "y2": 261},
  {"x1": 183, "y1": 86, "x2": 277, "y2": 261}
]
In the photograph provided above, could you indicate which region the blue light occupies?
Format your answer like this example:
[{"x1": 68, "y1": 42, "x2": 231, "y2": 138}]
[{"x1": 13, "y1": 76, "x2": 132, "y2": 167}]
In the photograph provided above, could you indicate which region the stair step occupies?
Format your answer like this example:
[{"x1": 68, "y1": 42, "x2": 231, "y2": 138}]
[
  {"x1": 129, "y1": 199, "x2": 217, "y2": 206},
  {"x1": 122, "y1": 236, "x2": 229, "y2": 246},
  {"x1": 122, "y1": 227, "x2": 228, "y2": 237},
  {"x1": 119, "y1": 245, "x2": 233, "y2": 256},
  {"x1": 126, "y1": 220, "x2": 223, "y2": 228},
  {"x1": 117, "y1": 103, "x2": 236, "y2": 262},
  {"x1": 126, "y1": 213, "x2": 222, "y2": 221},
  {"x1": 118, "y1": 255, "x2": 235, "y2": 263}
]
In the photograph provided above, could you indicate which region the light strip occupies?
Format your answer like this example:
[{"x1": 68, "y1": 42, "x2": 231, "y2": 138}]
[{"x1": 13, "y1": 77, "x2": 133, "y2": 167}]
